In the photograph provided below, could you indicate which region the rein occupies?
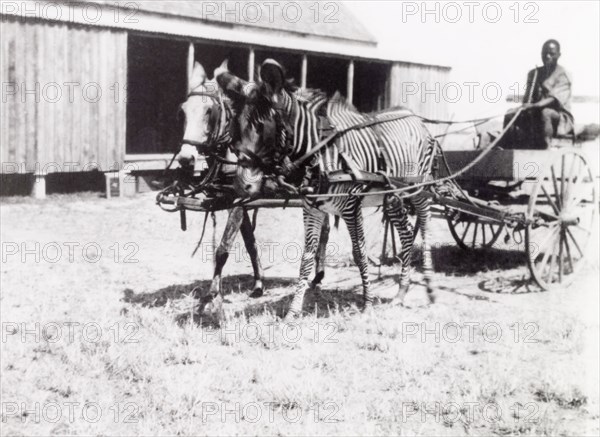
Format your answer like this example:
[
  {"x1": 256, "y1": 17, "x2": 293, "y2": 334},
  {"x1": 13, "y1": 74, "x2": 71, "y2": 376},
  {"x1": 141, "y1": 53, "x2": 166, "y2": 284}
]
[
  {"x1": 302, "y1": 108, "x2": 525, "y2": 200},
  {"x1": 287, "y1": 112, "x2": 417, "y2": 171},
  {"x1": 248, "y1": 106, "x2": 514, "y2": 199},
  {"x1": 180, "y1": 91, "x2": 231, "y2": 155},
  {"x1": 157, "y1": 90, "x2": 234, "y2": 213},
  {"x1": 288, "y1": 111, "x2": 507, "y2": 172}
]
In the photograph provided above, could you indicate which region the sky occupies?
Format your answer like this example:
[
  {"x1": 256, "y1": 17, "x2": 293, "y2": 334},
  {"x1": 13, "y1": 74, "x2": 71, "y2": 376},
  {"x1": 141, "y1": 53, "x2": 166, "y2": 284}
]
[{"x1": 343, "y1": 1, "x2": 599, "y2": 119}]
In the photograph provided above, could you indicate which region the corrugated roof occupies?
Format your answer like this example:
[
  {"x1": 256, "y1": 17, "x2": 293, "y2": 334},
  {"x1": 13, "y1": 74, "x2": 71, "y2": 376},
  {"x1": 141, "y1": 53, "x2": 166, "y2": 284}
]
[
  {"x1": 1, "y1": 1, "x2": 450, "y2": 67},
  {"x1": 87, "y1": 1, "x2": 377, "y2": 44}
]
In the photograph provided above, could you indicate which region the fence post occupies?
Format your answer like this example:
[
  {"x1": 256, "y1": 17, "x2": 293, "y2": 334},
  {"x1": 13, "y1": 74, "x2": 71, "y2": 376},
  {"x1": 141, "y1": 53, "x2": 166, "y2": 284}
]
[{"x1": 32, "y1": 171, "x2": 46, "y2": 199}]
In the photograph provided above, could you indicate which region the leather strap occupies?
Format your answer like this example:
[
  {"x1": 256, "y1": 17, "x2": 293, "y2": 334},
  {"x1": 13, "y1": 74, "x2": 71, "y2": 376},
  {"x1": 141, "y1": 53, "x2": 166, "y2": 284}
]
[{"x1": 326, "y1": 170, "x2": 430, "y2": 185}]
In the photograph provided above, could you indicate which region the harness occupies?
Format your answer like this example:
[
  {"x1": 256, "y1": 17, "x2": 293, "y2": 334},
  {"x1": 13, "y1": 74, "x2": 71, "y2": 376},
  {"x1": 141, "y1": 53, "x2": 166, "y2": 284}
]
[
  {"x1": 157, "y1": 91, "x2": 237, "y2": 215},
  {"x1": 180, "y1": 91, "x2": 232, "y2": 159},
  {"x1": 164, "y1": 86, "x2": 525, "y2": 207}
]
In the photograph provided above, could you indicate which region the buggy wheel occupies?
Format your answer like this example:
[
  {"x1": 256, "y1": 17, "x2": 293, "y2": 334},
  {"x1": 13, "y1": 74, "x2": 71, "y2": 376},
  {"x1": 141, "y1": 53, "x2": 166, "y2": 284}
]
[
  {"x1": 445, "y1": 207, "x2": 504, "y2": 250},
  {"x1": 525, "y1": 150, "x2": 597, "y2": 290}
]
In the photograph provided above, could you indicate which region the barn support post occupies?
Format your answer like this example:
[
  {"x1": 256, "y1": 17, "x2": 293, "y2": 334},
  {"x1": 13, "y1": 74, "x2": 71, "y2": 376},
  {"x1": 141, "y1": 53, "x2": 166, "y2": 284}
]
[
  {"x1": 187, "y1": 42, "x2": 195, "y2": 92},
  {"x1": 32, "y1": 172, "x2": 46, "y2": 199},
  {"x1": 301, "y1": 54, "x2": 307, "y2": 88},
  {"x1": 384, "y1": 64, "x2": 391, "y2": 109},
  {"x1": 347, "y1": 59, "x2": 354, "y2": 104},
  {"x1": 248, "y1": 48, "x2": 255, "y2": 81}
]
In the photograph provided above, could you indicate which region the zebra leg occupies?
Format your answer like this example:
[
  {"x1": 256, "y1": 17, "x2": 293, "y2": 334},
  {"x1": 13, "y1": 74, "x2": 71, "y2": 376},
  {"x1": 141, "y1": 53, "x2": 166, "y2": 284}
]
[
  {"x1": 240, "y1": 208, "x2": 264, "y2": 298},
  {"x1": 312, "y1": 214, "x2": 330, "y2": 289},
  {"x1": 414, "y1": 196, "x2": 435, "y2": 303},
  {"x1": 385, "y1": 200, "x2": 414, "y2": 305},
  {"x1": 342, "y1": 203, "x2": 372, "y2": 311},
  {"x1": 285, "y1": 207, "x2": 327, "y2": 320}
]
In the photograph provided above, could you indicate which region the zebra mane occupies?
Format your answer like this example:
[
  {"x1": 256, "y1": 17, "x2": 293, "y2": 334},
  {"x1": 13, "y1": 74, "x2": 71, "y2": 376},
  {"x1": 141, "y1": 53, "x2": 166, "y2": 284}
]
[
  {"x1": 328, "y1": 91, "x2": 358, "y2": 112},
  {"x1": 293, "y1": 87, "x2": 328, "y2": 104}
]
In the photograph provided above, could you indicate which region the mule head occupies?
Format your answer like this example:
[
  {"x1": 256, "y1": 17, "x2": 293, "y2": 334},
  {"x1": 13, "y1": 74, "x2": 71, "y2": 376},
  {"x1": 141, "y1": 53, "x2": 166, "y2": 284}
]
[{"x1": 176, "y1": 61, "x2": 225, "y2": 169}]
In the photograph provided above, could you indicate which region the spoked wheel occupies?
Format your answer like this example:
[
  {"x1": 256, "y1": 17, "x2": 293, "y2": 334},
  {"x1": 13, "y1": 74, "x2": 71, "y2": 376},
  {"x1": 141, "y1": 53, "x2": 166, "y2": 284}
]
[
  {"x1": 526, "y1": 150, "x2": 597, "y2": 290},
  {"x1": 446, "y1": 207, "x2": 505, "y2": 250}
]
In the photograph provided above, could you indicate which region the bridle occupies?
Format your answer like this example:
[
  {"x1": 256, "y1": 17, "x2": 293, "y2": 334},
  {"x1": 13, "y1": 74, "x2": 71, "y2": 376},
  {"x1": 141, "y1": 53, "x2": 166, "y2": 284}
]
[
  {"x1": 180, "y1": 91, "x2": 232, "y2": 156},
  {"x1": 157, "y1": 90, "x2": 236, "y2": 213},
  {"x1": 235, "y1": 103, "x2": 295, "y2": 173}
]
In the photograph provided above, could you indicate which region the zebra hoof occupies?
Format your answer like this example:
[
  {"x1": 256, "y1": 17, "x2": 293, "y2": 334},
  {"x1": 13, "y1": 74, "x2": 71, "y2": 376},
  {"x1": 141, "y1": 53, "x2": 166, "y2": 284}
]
[
  {"x1": 249, "y1": 280, "x2": 264, "y2": 298},
  {"x1": 390, "y1": 296, "x2": 404, "y2": 307},
  {"x1": 427, "y1": 291, "x2": 436, "y2": 304},
  {"x1": 361, "y1": 303, "x2": 374, "y2": 317},
  {"x1": 311, "y1": 271, "x2": 325, "y2": 289},
  {"x1": 424, "y1": 279, "x2": 435, "y2": 304},
  {"x1": 208, "y1": 277, "x2": 221, "y2": 296},
  {"x1": 202, "y1": 294, "x2": 225, "y2": 320},
  {"x1": 283, "y1": 310, "x2": 299, "y2": 324},
  {"x1": 391, "y1": 285, "x2": 409, "y2": 306}
]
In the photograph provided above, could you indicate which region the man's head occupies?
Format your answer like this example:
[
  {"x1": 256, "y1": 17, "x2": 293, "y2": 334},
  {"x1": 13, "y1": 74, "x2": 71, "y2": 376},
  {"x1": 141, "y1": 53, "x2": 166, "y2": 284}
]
[{"x1": 541, "y1": 39, "x2": 561, "y2": 69}]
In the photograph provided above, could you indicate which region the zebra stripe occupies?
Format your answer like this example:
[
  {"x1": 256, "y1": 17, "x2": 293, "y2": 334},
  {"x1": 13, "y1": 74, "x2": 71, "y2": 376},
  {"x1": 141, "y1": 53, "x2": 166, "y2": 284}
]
[
  {"x1": 277, "y1": 91, "x2": 436, "y2": 318},
  {"x1": 179, "y1": 86, "x2": 332, "y2": 304}
]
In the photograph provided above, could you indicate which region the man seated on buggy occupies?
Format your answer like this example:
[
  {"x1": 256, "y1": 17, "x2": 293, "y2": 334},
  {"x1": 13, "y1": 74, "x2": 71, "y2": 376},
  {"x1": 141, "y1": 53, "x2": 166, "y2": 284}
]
[{"x1": 498, "y1": 39, "x2": 574, "y2": 150}]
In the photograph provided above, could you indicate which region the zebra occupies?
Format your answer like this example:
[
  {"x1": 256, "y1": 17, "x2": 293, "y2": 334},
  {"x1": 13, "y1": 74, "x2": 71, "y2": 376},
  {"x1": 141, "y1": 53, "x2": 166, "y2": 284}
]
[
  {"x1": 175, "y1": 61, "x2": 330, "y2": 313},
  {"x1": 214, "y1": 59, "x2": 437, "y2": 319}
]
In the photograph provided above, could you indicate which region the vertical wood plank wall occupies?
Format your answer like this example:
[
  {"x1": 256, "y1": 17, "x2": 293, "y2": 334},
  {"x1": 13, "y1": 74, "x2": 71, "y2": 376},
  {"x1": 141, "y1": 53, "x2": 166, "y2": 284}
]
[
  {"x1": 0, "y1": 18, "x2": 127, "y2": 173},
  {"x1": 389, "y1": 63, "x2": 451, "y2": 137}
]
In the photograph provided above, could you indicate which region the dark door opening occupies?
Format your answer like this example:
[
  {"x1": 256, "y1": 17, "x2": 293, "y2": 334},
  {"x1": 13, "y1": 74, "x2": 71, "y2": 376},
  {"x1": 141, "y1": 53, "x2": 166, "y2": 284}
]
[
  {"x1": 126, "y1": 34, "x2": 187, "y2": 155},
  {"x1": 354, "y1": 61, "x2": 389, "y2": 113},
  {"x1": 307, "y1": 55, "x2": 348, "y2": 98},
  {"x1": 193, "y1": 42, "x2": 249, "y2": 80}
]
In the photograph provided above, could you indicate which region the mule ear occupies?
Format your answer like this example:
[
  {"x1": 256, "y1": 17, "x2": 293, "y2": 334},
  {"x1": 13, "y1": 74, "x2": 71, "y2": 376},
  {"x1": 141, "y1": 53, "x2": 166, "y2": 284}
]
[
  {"x1": 260, "y1": 59, "x2": 285, "y2": 97},
  {"x1": 188, "y1": 61, "x2": 206, "y2": 91},
  {"x1": 213, "y1": 59, "x2": 229, "y2": 79}
]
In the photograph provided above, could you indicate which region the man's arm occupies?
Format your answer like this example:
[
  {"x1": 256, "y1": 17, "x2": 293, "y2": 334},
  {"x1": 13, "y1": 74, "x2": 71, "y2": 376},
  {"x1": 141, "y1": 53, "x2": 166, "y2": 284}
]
[
  {"x1": 523, "y1": 68, "x2": 536, "y2": 103},
  {"x1": 523, "y1": 96, "x2": 555, "y2": 110},
  {"x1": 523, "y1": 67, "x2": 572, "y2": 111}
]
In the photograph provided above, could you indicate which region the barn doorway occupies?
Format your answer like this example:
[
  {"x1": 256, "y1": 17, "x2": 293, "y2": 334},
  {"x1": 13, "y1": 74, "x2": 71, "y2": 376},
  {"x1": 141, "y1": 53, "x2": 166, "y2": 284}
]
[
  {"x1": 353, "y1": 60, "x2": 389, "y2": 113},
  {"x1": 307, "y1": 55, "x2": 348, "y2": 98},
  {"x1": 126, "y1": 34, "x2": 188, "y2": 155},
  {"x1": 193, "y1": 42, "x2": 248, "y2": 81}
]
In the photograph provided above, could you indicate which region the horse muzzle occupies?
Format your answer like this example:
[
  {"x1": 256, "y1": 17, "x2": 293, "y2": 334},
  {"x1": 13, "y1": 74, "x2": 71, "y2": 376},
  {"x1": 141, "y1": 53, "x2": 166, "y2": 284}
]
[
  {"x1": 177, "y1": 144, "x2": 199, "y2": 168},
  {"x1": 234, "y1": 167, "x2": 264, "y2": 198}
]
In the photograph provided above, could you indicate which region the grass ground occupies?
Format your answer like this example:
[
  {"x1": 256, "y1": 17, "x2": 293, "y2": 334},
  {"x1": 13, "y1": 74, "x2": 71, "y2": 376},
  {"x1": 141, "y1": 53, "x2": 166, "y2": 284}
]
[{"x1": 1, "y1": 183, "x2": 598, "y2": 435}]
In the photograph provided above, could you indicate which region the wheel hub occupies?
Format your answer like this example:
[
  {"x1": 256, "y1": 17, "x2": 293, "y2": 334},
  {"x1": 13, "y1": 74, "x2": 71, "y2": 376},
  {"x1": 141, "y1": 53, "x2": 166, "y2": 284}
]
[{"x1": 559, "y1": 211, "x2": 580, "y2": 227}]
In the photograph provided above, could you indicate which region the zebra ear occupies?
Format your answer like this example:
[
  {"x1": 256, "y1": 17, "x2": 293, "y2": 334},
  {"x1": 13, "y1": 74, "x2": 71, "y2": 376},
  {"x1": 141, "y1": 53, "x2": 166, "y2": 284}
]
[
  {"x1": 214, "y1": 61, "x2": 249, "y2": 103},
  {"x1": 260, "y1": 59, "x2": 285, "y2": 98}
]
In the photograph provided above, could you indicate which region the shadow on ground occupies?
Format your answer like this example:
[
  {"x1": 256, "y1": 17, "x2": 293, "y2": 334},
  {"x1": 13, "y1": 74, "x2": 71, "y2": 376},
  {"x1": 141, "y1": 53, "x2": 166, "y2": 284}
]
[
  {"x1": 122, "y1": 275, "x2": 297, "y2": 308},
  {"x1": 122, "y1": 273, "x2": 406, "y2": 326},
  {"x1": 412, "y1": 244, "x2": 527, "y2": 275},
  {"x1": 122, "y1": 244, "x2": 534, "y2": 326}
]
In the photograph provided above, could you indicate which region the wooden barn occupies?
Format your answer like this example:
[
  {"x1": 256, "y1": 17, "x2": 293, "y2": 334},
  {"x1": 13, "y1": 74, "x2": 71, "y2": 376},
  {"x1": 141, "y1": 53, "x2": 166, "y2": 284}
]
[{"x1": 0, "y1": 1, "x2": 451, "y2": 197}]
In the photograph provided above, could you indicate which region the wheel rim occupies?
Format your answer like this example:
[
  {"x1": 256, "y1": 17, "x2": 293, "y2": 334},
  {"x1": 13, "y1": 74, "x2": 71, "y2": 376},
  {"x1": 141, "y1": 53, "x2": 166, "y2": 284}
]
[
  {"x1": 526, "y1": 150, "x2": 597, "y2": 290},
  {"x1": 446, "y1": 207, "x2": 504, "y2": 250}
]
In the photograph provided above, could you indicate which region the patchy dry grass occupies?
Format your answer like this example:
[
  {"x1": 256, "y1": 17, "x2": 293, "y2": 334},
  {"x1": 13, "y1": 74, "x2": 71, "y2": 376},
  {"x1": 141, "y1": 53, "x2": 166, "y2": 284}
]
[{"x1": 1, "y1": 191, "x2": 598, "y2": 436}]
